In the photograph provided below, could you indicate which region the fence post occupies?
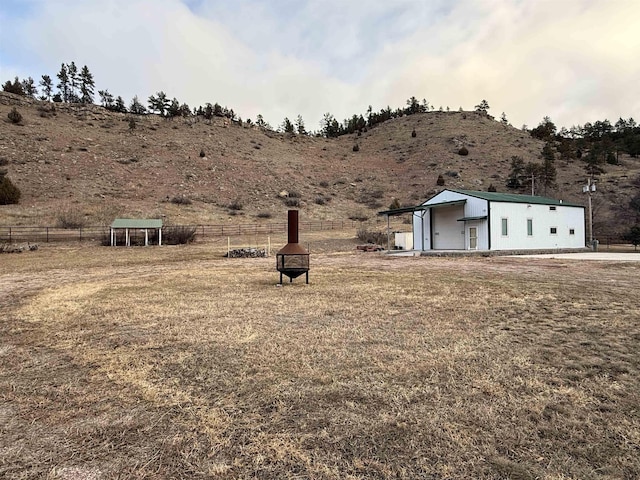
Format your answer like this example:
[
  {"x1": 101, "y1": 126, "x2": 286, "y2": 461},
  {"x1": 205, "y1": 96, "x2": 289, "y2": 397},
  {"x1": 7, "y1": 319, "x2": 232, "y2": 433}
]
[
  {"x1": 79, "y1": 227, "x2": 82, "y2": 242},
  {"x1": 9, "y1": 227, "x2": 11, "y2": 243},
  {"x1": 46, "y1": 227, "x2": 49, "y2": 243}
]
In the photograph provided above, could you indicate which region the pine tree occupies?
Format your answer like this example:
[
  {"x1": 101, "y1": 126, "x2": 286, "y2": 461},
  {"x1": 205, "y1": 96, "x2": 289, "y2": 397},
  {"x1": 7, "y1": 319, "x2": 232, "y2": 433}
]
[
  {"x1": 167, "y1": 98, "x2": 181, "y2": 118},
  {"x1": 147, "y1": 94, "x2": 158, "y2": 114},
  {"x1": 623, "y1": 225, "x2": 640, "y2": 250},
  {"x1": 281, "y1": 117, "x2": 295, "y2": 133},
  {"x1": 406, "y1": 96, "x2": 420, "y2": 114},
  {"x1": 179, "y1": 103, "x2": 191, "y2": 117},
  {"x1": 506, "y1": 156, "x2": 525, "y2": 189},
  {"x1": 21, "y1": 77, "x2": 37, "y2": 98},
  {"x1": 3, "y1": 77, "x2": 24, "y2": 95},
  {"x1": 98, "y1": 90, "x2": 114, "y2": 109},
  {"x1": 474, "y1": 99, "x2": 490, "y2": 114},
  {"x1": 79, "y1": 65, "x2": 95, "y2": 104},
  {"x1": 540, "y1": 143, "x2": 557, "y2": 194},
  {"x1": 67, "y1": 61, "x2": 79, "y2": 102},
  {"x1": 56, "y1": 63, "x2": 69, "y2": 102},
  {"x1": 114, "y1": 96, "x2": 127, "y2": 113},
  {"x1": 148, "y1": 92, "x2": 169, "y2": 116},
  {"x1": 295, "y1": 115, "x2": 306, "y2": 135},
  {"x1": 129, "y1": 95, "x2": 146, "y2": 115},
  {"x1": 0, "y1": 171, "x2": 21, "y2": 205},
  {"x1": 39, "y1": 75, "x2": 53, "y2": 101},
  {"x1": 203, "y1": 103, "x2": 213, "y2": 121}
]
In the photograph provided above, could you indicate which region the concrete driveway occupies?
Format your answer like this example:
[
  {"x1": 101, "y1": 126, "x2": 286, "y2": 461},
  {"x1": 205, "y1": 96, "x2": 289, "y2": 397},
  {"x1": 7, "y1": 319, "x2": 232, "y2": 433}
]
[{"x1": 515, "y1": 252, "x2": 640, "y2": 261}]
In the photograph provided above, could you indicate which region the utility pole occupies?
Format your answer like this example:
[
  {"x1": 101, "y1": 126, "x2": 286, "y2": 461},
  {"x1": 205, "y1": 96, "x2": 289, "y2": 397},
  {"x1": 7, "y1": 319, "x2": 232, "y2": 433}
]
[
  {"x1": 582, "y1": 178, "x2": 596, "y2": 245},
  {"x1": 531, "y1": 174, "x2": 535, "y2": 196}
]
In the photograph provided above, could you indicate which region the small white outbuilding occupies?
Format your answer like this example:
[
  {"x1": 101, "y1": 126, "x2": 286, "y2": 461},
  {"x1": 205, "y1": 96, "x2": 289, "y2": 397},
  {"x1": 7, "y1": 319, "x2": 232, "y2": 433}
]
[{"x1": 381, "y1": 189, "x2": 586, "y2": 252}]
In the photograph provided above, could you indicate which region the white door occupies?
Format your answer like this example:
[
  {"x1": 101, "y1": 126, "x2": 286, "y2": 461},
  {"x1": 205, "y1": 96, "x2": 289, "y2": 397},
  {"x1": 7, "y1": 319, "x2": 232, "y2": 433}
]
[{"x1": 469, "y1": 226, "x2": 477, "y2": 250}]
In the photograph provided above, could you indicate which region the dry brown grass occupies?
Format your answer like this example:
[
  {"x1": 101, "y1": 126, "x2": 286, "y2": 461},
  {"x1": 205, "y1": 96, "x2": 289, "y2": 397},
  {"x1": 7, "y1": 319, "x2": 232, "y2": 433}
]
[{"x1": 1, "y1": 239, "x2": 639, "y2": 479}]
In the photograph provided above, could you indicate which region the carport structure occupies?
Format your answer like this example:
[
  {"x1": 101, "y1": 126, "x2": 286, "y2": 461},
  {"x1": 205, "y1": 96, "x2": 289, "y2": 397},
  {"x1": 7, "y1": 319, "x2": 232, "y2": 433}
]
[
  {"x1": 110, "y1": 218, "x2": 163, "y2": 246},
  {"x1": 378, "y1": 200, "x2": 466, "y2": 251}
]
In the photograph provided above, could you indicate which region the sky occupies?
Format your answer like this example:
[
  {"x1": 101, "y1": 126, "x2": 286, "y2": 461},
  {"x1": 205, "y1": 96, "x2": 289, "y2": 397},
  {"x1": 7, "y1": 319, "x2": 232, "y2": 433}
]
[{"x1": 1, "y1": 0, "x2": 639, "y2": 132}]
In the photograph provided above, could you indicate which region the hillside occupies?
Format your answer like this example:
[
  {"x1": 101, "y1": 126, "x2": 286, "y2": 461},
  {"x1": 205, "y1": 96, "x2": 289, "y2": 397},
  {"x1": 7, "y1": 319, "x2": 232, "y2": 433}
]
[{"x1": 1, "y1": 92, "x2": 639, "y2": 236}]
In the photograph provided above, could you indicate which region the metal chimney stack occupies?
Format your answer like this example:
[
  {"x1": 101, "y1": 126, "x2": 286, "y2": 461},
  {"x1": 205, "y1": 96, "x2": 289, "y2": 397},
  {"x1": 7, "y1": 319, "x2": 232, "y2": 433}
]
[{"x1": 276, "y1": 210, "x2": 309, "y2": 284}]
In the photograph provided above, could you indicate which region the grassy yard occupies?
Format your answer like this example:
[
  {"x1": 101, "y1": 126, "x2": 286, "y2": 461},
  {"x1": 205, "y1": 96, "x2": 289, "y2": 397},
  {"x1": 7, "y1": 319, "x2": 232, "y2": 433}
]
[{"x1": 1, "y1": 241, "x2": 639, "y2": 479}]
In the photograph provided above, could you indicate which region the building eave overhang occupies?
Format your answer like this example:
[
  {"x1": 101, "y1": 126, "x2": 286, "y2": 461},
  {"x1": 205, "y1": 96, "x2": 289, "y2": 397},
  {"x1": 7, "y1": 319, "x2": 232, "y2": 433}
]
[{"x1": 378, "y1": 199, "x2": 466, "y2": 216}]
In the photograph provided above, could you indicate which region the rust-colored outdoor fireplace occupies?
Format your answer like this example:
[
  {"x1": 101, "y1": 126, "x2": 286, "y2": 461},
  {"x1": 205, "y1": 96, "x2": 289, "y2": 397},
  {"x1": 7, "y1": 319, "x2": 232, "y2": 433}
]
[{"x1": 276, "y1": 210, "x2": 309, "y2": 284}]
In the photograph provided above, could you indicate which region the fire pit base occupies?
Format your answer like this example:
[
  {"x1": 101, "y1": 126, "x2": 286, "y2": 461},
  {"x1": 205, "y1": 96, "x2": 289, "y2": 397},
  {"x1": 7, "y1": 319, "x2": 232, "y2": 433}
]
[{"x1": 279, "y1": 269, "x2": 309, "y2": 284}]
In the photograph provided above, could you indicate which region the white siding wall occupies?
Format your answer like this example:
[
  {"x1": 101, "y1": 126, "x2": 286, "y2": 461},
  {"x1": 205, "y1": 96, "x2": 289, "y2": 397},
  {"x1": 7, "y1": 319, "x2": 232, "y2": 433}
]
[
  {"x1": 461, "y1": 196, "x2": 489, "y2": 250},
  {"x1": 424, "y1": 190, "x2": 469, "y2": 205},
  {"x1": 413, "y1": 211, "x2": 428, "y2": 250},
  {"x1": 490, "y1": 202, "x2": 585, "y2": 250}
]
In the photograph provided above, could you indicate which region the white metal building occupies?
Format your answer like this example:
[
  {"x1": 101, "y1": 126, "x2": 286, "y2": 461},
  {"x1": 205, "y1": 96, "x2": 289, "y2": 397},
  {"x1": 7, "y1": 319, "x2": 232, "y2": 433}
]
[{"x1": 381, "y1": 189, "x2": 586, "y2": 252}]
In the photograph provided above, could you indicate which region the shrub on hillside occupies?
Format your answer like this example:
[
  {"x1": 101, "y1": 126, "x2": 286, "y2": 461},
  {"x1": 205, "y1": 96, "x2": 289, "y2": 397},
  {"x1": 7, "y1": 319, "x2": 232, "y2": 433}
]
[
  {"x1": 458, "y1": 146, "x2": 469, "y2": 156},
  {"x1": 349, "y1": 211, "x2": 369, "y2": 222},
  {"x1": 356, "y1": 227, "x2": 387, "y2": 246},
  {"x1": 8, "y1": 107, "x2": 22, "y2": 124},
  {"x1": 56, "y1": 207, "x2": 85, "y2": 229},
  {"x1": 352, "y1": 143, "x2": 360, "y2": 152},
  {"x1": 162, "y1": 225, "x2": 197, "y2": 245},
  {"x1": 171, "y1": 195, "x2": 192, "y2": 205},
  {"x1": 411, "y1": 128, "x2": 417, "y2": 138},
  {"x1": 228, "y1": 198, "x2": 243, "y2": 210},
  {"x1": 0, "y1": 175, "x2": 21, "y2": 204},
  {"x1": 436, "y1": 174, "x2": 445, "y2": 186}
]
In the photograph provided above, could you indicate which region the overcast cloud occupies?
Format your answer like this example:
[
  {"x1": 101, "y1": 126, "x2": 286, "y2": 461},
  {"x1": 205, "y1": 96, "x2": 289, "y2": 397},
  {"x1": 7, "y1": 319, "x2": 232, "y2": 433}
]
[{"x1": 1, "y1": 0, "x2": 638, "y2": 131}]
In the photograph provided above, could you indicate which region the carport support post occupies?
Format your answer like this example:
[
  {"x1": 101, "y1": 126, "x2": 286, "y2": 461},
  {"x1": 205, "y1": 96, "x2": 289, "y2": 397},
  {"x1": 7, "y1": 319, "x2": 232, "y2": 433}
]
[
  {"x1": 144, "y1": 229, "x2": 149, "y2": 246},
  {"x1": 386, "y1": 214, "x2": 391, "y2": 251}
]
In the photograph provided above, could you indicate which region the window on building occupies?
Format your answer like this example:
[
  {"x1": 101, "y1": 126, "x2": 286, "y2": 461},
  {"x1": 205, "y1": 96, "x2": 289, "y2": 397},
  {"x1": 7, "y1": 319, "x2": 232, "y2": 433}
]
[
  {"x1": 569, "y1": 228, "x2": 575, "y2": 235},
  {"x1": 550, "y1": 227, "x2": 557, "y2": 235},
  {"x1": 549, "y1": 206, "x2": 557, "y2": 211},
  {"x1": 527, "y1": 219, "x2": 533, "y2": 236},
  {"x1": 501, "y1": 218, "x2": 508, "y2": 236}
]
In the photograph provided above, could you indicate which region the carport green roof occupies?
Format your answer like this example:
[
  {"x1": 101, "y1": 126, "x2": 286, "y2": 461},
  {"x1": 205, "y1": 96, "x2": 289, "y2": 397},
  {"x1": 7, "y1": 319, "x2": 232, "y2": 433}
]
[{"x1": 110, "y1": 218, "x2": 163, "y2": 229}]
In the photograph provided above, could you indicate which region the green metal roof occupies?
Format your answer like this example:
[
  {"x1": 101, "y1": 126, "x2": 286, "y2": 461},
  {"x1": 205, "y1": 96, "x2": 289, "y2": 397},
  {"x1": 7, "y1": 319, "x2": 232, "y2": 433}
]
[
  {"x1": 111, "y1": 218, "x2": 163, "y2": 229},
  {"x1": 448, "y1": 189, "x2": 584, "y2": 207}
]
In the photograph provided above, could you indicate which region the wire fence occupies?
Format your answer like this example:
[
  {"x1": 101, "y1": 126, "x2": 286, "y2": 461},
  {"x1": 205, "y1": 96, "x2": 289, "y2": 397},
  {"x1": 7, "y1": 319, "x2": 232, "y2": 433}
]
[
  {"x1": 0, "y1": 219, "x2": 393, "y2": 244},
  {"x1": 1, "y1": 223, "x2": 629, "y2": 248}
]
